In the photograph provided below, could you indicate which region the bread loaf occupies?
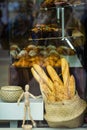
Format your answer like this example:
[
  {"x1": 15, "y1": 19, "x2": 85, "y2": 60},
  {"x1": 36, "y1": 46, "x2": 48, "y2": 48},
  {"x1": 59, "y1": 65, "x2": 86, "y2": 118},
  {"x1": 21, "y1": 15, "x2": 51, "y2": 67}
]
[
  {"x1": 61, "y1": 58, "x2": 70, "y2": 88},
  {"x1": 31, "y1": 67, "x2": 41, "y2": 83},
  {"x1": 68, "y1": 75, "x2": 76, "y2": 98},
  {"x1": 46, "y1": 65, "x2": 63, "y2": 86},
  {"x1": 31, "y1": 58, "x2": 76, "y2": 102},
  {"x1": 32, "y1": 64, "x2": 54, "y2": 92}
]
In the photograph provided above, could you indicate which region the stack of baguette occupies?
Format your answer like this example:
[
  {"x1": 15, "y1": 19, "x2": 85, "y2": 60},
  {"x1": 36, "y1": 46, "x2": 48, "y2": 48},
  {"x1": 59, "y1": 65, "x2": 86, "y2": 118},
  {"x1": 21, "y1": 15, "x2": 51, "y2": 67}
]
[{"x1": 31, "y1": 58, "x2": 76, "y2": 102}]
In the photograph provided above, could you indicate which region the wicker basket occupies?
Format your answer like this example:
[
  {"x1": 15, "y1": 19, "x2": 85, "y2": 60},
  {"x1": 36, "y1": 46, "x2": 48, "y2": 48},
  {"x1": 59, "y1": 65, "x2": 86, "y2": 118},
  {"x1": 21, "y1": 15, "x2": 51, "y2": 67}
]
[
  {"x1": 0, "y1": 86, "x2": 23, "y2": 102},
  {"x1": 44, "y1": 93, "x2": 87, "y2": 128}
]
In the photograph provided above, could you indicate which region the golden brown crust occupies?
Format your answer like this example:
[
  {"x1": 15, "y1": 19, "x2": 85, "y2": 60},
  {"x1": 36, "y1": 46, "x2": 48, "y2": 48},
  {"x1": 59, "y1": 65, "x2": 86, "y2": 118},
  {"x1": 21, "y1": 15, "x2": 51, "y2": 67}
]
[
  {"x1": 68, "y1": 75, "x2": 76, "y2": 98},
  {"x1": 31, "y1": 58, "x2": 76, "y2": 102},
  {"x1": 57, "y1": 46, "x2": 76, "y2": 55},
  {"x1": 54, "y1": 80, "x2": 69, "y2": 101},
  {"x1": 46, "y1": 65, "x2": 63, "y2": 86},
  {"x1": 32, "y1": 64, "x2": 54, "y2": 92},
  {"x1": 61, "y1": 58, "x2": 70, "y2": 87},
  {"x1": 40, "y1": 81, "x2": 55, "y2": 102},
  {"x1": 31, "y1": 67, "x2": 41, "y2": 83}
]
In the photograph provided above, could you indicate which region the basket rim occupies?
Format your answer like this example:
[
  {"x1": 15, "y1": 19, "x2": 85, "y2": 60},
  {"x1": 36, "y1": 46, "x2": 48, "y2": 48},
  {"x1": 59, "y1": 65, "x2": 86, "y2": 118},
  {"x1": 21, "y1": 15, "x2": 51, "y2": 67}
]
[{"x1": 1, "y1": 86, "x2": 22, "y2": 91}]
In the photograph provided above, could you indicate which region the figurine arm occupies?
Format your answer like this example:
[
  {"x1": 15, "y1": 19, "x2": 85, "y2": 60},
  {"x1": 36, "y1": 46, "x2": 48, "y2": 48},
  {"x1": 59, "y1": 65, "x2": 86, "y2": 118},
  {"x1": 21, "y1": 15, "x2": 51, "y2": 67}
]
[
  {"x1": 29, "y1": 93, "x2": 42, "y2": 99},
  {"x1": 17, "y1": 92, "x2": 24, "y2": 105},
  {"x1": 36, "y1": 95, "x2": 42, "y2": 99},
  {"x1": 29, "y1": 93, "x2": 36, "y2": 99}
]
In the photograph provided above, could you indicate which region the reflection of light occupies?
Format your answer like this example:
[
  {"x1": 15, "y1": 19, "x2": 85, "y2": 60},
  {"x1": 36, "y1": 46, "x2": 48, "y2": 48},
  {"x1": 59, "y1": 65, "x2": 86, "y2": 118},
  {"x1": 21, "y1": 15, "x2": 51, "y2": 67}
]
[
  {"x1": 0, "y1": 3, "x2": 8, "y2": 24},
  {"x1": 8, "y1": 2, "x2": 19, "y2": 11},
  {"x1": 64, "y1": 37, "x2": 75, "y2": 50}
]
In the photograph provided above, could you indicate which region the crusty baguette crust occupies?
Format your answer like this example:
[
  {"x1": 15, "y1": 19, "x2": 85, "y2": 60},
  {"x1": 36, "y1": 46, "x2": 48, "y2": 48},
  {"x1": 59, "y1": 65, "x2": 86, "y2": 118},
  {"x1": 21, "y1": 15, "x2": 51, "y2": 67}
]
[
  {"x1": 40, "y1": 80, "x2": 52, "y2": 95},
  {"x1": 31, "y1": 58, "x2": 76, "y2": 102},
  {"x1": 61, "y1": 58, "x2": 70, "y2": 88},
  {"x1": 46, "y1": 65, "x2": 63, "y2": 86},
  {"x1": 31, "y1": 67, "x2": 41, "y2": 83},
  {"x1": 54, "y1": 81, "x2": 69, "y2": 101},
  {"x1": 68, "y1": 75, "x2": 76, "y2": 98},
  {"x1": 31, "y1": 67, "x2": 55, "y2": 101},
  {"x1": 32, "y1": 64, "x2": 54, "y2": 92}
]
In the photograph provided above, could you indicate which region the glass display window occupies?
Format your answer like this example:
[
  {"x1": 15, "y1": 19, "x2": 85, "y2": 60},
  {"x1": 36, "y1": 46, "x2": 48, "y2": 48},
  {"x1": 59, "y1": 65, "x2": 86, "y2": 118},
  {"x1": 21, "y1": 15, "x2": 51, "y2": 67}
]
[{"x1": 7, "y1": 0, "x2": 87, "y2": 128}]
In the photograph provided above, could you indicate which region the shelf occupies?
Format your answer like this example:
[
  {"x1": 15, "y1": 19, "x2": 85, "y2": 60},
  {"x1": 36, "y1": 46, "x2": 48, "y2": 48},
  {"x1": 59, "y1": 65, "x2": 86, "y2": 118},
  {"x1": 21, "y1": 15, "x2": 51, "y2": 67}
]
[
  {"x1": 0, "y1": 98, "x2": 43, "y2": 127},
  {"x1": 0, "y1": 98, "x2": 43, "y2": 120},
  {"x1": 40, "y1": 2, "x2": 87, "y2": 10},
  {"x1": 28, "y1": 35, "x2": 83, "y2": 41}
]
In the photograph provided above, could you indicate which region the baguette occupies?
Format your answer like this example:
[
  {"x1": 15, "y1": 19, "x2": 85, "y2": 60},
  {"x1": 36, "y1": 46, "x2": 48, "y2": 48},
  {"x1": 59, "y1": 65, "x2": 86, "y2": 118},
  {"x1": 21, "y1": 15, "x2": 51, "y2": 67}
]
[
  {"x1": 54, "y1": 81, "x2": 69, "y2": 101},
  {"x1": 40, "y1": 80, "x2": 52, "y2": 96},
  {"x1": 32, "y1": 64, "x2": 54, "y2": 92},
  {"x1": 31, "y1": 57, "x2": 76, "y2": 102},
  {"x1": 47, "y1": 94, "x2": 56, "y2": 102},
  {"x1": 61, "y1": 58, "x2": 70, "y2": 88},
  {"x1": 31, "y1": 67, "x2": 41, "y2": 83},
  {"x1": 31, "y1": 67, "x2": 54, "y2": 101},
  {"x1": 39, "y1": 81, "x2": 49, "y2": 101},
  {"x1": 40, "y1": 81, "x2": 55, "y2": 102},
  {"x1": 46, "y1": 65, "x2": 63, "y2": 86},
  {"x1": 68, "y1": 75, "x2": 76, "y2": 98}
]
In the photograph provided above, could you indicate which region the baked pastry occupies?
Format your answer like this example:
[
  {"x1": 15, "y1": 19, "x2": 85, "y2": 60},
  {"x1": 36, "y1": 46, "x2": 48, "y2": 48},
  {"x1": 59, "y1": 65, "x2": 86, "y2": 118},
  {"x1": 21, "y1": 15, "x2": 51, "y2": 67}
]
[
  {"x1": 41, "y1": 0, "x2": 55, "y2": 8},
  {"x1": 57, "y1": 46, "x2": 76, "y2": 55},
  {"x1": 47, "y1": 45, "x2": 56, "y2": 51},
  {"x1": 54, "y1": 0, "x2": 68, "y2": 5},
  {"x1": 46, "y1": 65, "x2": 63, "y2": 86},
  {"x1": 12, "y1": 45, "x2": 61, "y2": 68},
  {"x1": 10, "y1": 50, "x2": 18, "y2": 59},
  {"x1": 72, "y1": 29, "x2": 84, "y2": 37},
  {"x1": 68, "y1": 0, "x2": 81, "y2": 5},
  {"x1": 10, "y1": 44, "x2": 20, "y2": 51},
  {"x1": 61, "y1": 58, "x2": 70, "y2": 86},
  {"x1": 31, "y1": 58, "x2": 76, "y2": 102},
  {"x1": 32, "y1": 64, "x2": 54, "y2": 92},
  {"x1": 10, "y1": 44, "x2": 21, "y2": 59},
  {"x1": 32, "y1": 24, "x2": 59, "y2": 39},
  {"x1": 17, "y1": 50, "x2": 28, "y2": 58}
]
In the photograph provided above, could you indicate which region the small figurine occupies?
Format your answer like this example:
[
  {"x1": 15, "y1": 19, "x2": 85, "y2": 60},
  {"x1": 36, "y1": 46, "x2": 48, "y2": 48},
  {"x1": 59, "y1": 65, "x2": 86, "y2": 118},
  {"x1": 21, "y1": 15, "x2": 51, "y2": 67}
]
[{"x1": 17, "y1": 84, "x2": 41, "y2": 128}]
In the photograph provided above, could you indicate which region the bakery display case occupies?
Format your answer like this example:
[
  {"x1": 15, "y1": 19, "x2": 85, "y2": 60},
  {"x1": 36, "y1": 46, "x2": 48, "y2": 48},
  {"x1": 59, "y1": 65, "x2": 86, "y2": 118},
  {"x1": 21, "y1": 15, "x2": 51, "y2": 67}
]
[{"x1": 7, "y1": 0, "x2": 87, "y2": 128}]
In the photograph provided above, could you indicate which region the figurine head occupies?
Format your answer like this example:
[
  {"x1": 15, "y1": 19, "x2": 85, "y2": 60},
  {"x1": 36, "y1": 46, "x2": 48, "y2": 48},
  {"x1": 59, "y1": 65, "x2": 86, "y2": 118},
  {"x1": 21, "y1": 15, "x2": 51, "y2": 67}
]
[{"x1": 25, "y1": 84, "x2": 30, "y2": 91}]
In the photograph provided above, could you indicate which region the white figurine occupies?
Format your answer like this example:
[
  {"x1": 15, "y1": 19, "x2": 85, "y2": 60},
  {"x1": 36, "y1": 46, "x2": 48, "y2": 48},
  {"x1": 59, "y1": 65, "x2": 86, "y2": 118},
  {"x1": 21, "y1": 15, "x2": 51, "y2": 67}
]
[{"x1": 17, "y1": 84, "x2": 41, "y2": 128}]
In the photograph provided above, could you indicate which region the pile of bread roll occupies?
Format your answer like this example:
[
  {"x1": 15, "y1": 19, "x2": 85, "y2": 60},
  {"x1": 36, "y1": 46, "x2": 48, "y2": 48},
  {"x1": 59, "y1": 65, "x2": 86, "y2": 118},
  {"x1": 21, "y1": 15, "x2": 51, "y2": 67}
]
[
  {"x1": 41, "y1": 0, "x2": 81, "y2": 7},
  {"x1": 11, "y1": 44, "x2": 75, "y2": 68},
  {"x1": 31, "y1": 58, "x2": 75, "y2": 102}
]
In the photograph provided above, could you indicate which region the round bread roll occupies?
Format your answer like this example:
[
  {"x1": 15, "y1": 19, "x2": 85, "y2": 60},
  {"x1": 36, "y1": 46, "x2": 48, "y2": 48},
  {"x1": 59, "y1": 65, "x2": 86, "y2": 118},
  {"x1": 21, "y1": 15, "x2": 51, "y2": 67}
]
[
  {"x1": 28, "y1": 50, "x2": 37, "y2": 57},
  {"x1": 57, "y1": 46, "x2": 75, "y2": 55}
]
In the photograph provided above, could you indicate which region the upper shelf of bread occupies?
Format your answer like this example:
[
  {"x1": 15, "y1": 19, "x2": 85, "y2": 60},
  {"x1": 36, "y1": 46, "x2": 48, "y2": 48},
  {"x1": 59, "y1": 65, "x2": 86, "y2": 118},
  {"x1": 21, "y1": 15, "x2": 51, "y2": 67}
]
[
  {"x1": 39, "y1": 0, "x2": 86, "y2": 8},
  {"x1": 8, "y1": 0, "x2": 86, "y2": 46},
  {"x1": 9, "y1": 0, "x2": 86, "y2": 49},
  {"x1": 29, "y1": 0, "x2": 85, "y2": 44}
]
